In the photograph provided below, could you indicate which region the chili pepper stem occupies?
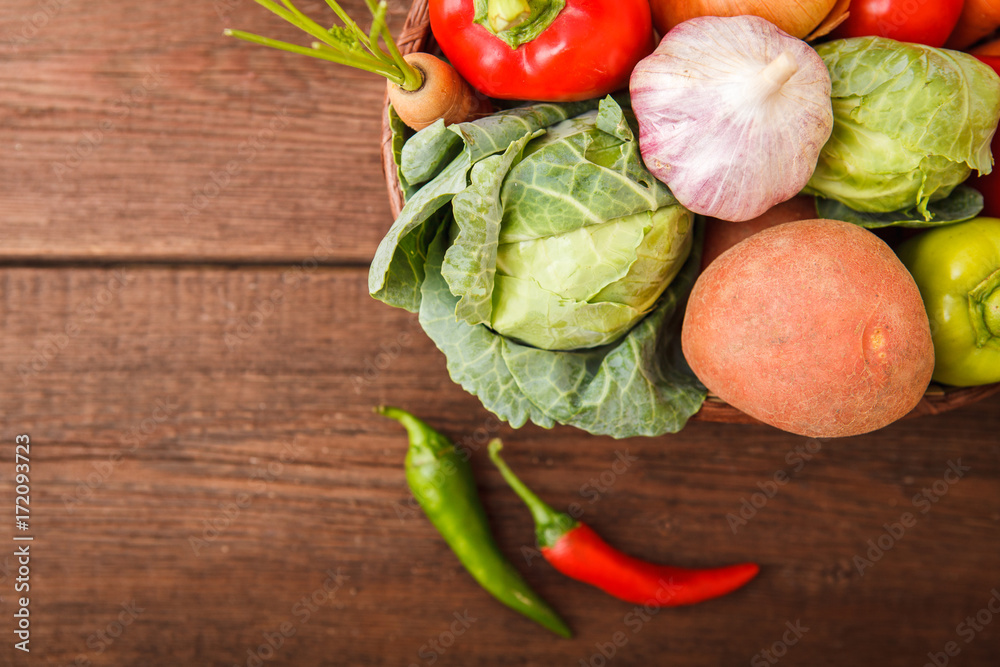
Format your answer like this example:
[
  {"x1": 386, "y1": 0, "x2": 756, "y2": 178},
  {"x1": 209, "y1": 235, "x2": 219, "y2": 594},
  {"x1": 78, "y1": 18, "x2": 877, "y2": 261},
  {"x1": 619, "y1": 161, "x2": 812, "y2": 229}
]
[
  {"x1": 488, "y1": 439, "x2": 576, "y2": 548},
  {"x1": 374, "y1": 405, "x2": 450, "y2": 463},
  {"x1": 374, "y1": 405, "x2": 416, "y2": 429}
]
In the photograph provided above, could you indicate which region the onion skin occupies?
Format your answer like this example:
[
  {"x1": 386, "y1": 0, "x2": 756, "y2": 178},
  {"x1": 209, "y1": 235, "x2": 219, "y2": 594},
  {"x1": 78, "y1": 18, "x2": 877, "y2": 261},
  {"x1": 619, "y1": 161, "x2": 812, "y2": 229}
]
[
  {"x1": 650, "y1": 0, "x2": 837, "y2": 40},
  {"x1": 630, "y1": 16, "x2": 832, "y2": 223}
]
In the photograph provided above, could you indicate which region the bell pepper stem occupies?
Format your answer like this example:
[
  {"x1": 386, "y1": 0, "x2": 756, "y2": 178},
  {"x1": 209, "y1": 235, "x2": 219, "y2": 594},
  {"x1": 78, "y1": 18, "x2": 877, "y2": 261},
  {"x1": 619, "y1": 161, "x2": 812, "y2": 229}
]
[
  {"x1": 969, "y1": 268, "x2": 1000, "y2": 345},
  {"x1": 488, "y1": 0, "x2": 531, "y2": 31},
  {"x1": 475, "y1": 0, "x2": 565, "y2": 49},
  {"x1": 488, "y1": 439, "x2": 577, "y2": 548},
  {"x1": 984, "y1": 290, "x2": 1000, "y2": 338}
]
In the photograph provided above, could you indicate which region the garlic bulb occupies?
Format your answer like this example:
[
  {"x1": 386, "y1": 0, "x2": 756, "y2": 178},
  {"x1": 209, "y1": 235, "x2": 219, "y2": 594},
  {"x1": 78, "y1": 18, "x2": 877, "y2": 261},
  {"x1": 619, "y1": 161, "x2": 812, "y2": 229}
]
[{"x1": 630, "y1": 16, "x2": 833, "y2": 222}]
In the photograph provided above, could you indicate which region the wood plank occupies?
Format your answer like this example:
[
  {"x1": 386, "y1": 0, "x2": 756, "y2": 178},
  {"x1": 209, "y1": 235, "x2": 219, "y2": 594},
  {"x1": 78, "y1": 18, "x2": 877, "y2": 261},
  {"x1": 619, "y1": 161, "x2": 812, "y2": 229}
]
[
  {"x1": 2, "y1": 266, "x2": 999, "y2": 665},
  {"x1": 0, "y1": 0, "x2": 398, "y2": 263}
]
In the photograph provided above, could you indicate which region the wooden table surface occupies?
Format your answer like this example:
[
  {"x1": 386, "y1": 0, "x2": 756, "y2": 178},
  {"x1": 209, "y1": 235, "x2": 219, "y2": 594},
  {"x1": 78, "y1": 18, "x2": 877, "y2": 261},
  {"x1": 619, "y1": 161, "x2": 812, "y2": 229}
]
[{"x1": 2, "y1": 1, "x2": 999, "y2": 665}]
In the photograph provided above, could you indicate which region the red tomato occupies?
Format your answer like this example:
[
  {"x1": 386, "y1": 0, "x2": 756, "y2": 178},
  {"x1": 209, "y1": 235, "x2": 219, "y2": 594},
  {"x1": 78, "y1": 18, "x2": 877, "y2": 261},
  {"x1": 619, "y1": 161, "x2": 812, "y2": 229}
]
[
  {"x1": 830, "y1": 0, "x2": 964, "y2": 47},
  {"x1": 968, "y1": 55, "x2": 1000, "y2": 217},
  {"x1": 428, "y1": 0, "x2": 655, "y2": 102}
]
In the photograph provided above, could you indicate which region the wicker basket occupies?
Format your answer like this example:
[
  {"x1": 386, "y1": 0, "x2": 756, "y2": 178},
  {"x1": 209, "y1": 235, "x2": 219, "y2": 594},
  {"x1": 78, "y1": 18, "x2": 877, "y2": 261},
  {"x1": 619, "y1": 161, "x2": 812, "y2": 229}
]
[{"x1": 379, "y1": 0, "x2": 1000, "y2": 425}]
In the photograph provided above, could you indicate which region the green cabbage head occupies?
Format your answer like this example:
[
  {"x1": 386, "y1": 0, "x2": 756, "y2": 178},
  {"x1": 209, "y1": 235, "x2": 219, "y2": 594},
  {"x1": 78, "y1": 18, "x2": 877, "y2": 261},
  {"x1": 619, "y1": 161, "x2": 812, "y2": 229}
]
[
  {"x1": 803, "y1": 37, "x2": 1000, "y2": 218},
  {"x1": 372, "y1": 97, "x2": 692, "y2": 351},
  {"x1": 368, "y1": 97, "x2": 706, "y2": 437},
  {"x1": 487, "y1": 110, "x2": 693, "y2": 350}
]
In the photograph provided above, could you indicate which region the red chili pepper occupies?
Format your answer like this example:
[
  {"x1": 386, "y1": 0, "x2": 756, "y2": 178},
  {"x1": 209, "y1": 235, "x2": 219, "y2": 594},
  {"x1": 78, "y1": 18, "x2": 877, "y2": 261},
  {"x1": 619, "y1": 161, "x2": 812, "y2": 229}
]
[
  {"x1": 428, "y1": 0, "x2": 655, "y2": 102},
  {"x1": 489, "y1": 440, "x2": 760, "y2": 606}
]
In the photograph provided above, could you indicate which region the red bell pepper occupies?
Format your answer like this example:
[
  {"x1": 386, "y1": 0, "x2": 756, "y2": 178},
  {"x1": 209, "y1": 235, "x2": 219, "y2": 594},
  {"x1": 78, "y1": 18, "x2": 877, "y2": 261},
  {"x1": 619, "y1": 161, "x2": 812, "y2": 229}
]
[
  {"x1": 489, "y1": 441, "x2": 760, "y2": 606},
  {"x1": 428, "y1": 0, "x2": 655, "y2": 102}
]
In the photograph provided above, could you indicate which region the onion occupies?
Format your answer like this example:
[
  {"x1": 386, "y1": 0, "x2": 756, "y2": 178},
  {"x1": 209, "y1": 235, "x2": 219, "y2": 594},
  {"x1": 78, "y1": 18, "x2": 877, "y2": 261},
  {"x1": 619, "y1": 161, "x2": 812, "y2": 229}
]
[
  {"x1": 629, "y1": 16, "x2": 832, "y2": 223},
  {"x1": 805, "y1": 0, "x2": 851, "y2": 41},
  {"x1": 649, "y1": 0, "x2": 839, "y2": 40}
]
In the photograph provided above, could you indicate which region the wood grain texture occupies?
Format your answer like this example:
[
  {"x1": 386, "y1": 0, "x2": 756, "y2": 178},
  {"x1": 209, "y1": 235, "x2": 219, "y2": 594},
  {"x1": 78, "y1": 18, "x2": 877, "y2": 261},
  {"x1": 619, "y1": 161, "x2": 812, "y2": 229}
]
[
  {"x1": 2, "y1": 0, "x2": 1000, "y2": 665},
  {"x1": 1, "y1": 267, "x2": 999, "y2": 666},
  {"x1": 0, "y1": 0, "x2": 405, "y2": 263}
]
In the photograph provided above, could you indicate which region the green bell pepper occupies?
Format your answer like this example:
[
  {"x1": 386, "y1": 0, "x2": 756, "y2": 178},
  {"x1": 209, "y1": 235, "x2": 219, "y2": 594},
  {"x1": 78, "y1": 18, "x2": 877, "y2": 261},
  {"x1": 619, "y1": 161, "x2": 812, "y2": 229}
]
[{"x1": 897, "y1": 217, "x2": 1000, "y2": 386}]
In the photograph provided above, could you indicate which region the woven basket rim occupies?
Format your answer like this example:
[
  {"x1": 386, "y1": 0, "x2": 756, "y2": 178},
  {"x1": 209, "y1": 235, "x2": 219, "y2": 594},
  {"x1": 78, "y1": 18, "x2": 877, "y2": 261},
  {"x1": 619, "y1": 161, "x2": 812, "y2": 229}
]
[{"x1": 378, "y1": 0, "x2": 1000, "y2": 426}]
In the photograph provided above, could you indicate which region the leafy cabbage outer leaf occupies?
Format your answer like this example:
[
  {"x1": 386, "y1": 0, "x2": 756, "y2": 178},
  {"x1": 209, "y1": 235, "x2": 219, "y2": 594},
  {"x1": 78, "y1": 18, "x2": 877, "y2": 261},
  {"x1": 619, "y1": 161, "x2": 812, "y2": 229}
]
[
  {"x1": 419, "y1": 222, "x2": 706, "y2": 437},
  {"x1": 804, "y1": 37, "x2": 1000, "y2": 218},
  {"x1": 816, "y1": 185, "x2": 984, "y2": 228},
  {"x1": 444, "y1": 131, "x2": 541, "y2": 326},
  {"x1": 387, "y1": 106, "x2": 420, "y2": 202},
  {"x1": 369, "y1": 100, "x2": 600, "y2": 312}
]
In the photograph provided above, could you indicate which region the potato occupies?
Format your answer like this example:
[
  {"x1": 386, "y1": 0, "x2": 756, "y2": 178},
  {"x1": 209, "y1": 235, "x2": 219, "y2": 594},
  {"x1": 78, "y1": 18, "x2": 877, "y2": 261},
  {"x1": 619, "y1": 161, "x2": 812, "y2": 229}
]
[
  {"x1": 682, "y1": 219, "x2": 934, "y2": 438},
  {"x1": 700, "y1": 196, "x2": 818, "y2": 271}
]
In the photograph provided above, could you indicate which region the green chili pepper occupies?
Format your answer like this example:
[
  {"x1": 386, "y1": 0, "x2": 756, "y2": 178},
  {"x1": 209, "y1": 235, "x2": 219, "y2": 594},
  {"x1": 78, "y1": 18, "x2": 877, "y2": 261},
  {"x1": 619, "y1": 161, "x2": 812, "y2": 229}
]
[{"x1": 376, "y1": 406, "x2": 572, "y2": 638}]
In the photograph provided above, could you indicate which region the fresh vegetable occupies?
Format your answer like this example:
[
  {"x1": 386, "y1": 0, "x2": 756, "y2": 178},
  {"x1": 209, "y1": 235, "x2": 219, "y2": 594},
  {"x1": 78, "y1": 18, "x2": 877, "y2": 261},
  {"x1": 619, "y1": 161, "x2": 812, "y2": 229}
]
[
  {"x1": 809, "y1": 0, "x2": 852, "y2": 40},
  {"x1": 830, "y1": 0, "x2": 964, "y2": 47},
  {"x1": 700, "y1": 196, "x2": 817, "y2": 270},
  {"x1": 225, "y1": 0, "x2": 489, "y2": 130},
  {"x1": 946, "y1": 0, "x2": 1000, "y2": 49},
  {"x1": 973, "y1": 39, "x2": 1000, "y2": 56},
  {"x1": 428, "y1": 0, "x2": 655, "y2": 101},
  {"x1": 489, "y1": 440, "x2": 760, "y2": 605},
  {"x1": 395, "y1": 98, "x2": 693, "y2": 352},
  {"x1": 803, "y1": 37, "x2": 1000, "y2": 220},
  {"x1": 648, "y1": 0, "x2": 840, "y2": 39},
  {"x1": 630, "y1": 16, "x2": 833, "y2": 222},
  {"x1": 682, "y1": 219, "x2": 934, "y2": 438},
  {"x1": 816, "y1": 185, "x2": 985, "y2": 228},
  {"x1": 490, "y1": 199, "x2": 692, "y2": 350},
  {"x1": 896, "y1": 218, "x2": 1000, "y2": 387},
  {"x1": 967, "y1": 55, "x2": 1000, "y2": 218},
  {"x1": 376, "y1": 406, "x2": 572, "y2": 637},
  {"x1": 370, "y1": 98, "x2": 706, "y2": 437}
]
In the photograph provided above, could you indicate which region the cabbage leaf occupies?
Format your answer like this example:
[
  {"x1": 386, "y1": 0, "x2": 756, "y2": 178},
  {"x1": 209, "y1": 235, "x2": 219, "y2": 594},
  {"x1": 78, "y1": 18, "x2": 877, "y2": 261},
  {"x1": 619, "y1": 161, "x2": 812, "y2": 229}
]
[{"x1": 370, "y1": 98, "x2": 706, "y2": 437}]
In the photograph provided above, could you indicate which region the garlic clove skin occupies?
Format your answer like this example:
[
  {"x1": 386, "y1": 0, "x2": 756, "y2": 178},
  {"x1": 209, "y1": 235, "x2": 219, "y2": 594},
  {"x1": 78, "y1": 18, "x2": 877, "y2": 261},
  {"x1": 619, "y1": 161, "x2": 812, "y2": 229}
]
[{"x1": 630, "y1": 15, "x2": 833, "y2": 222}]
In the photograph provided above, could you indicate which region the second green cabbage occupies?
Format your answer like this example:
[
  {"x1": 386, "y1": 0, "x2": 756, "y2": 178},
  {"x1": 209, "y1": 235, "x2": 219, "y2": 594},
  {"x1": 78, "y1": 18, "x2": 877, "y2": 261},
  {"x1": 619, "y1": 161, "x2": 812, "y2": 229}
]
[{"x1": 804, "y1": 37, "x2": 1000, "y2": 219}]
